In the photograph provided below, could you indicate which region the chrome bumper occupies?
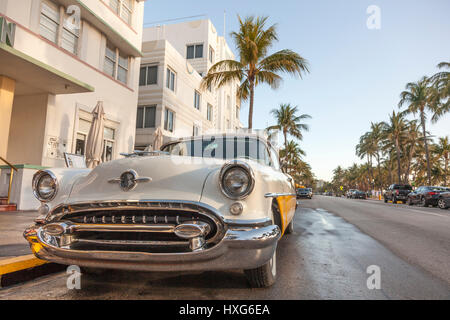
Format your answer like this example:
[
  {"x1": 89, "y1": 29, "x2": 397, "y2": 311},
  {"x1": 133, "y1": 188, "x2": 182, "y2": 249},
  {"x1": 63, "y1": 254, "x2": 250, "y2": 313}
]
[{"x1": 24, "y1": 223, "x2": 281, "y2": 272}]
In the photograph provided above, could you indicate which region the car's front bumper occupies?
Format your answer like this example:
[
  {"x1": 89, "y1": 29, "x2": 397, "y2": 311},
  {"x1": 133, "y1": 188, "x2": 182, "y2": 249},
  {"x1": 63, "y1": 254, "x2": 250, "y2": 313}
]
[{"x1": 24, "y1": 223, "x2": 281, "y2": 272}]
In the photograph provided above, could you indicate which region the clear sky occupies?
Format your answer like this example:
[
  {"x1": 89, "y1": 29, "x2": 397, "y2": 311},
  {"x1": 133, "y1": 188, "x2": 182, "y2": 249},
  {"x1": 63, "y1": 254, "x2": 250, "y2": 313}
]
[{"x1": 143, "y1": 0, "x2": 450, "y2": 181}]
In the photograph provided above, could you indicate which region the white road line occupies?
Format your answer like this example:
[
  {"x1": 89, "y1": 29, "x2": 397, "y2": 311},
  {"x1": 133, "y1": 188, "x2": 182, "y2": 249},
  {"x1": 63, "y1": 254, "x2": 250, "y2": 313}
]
[{"x1": 338, "y1": 197, "x2": 450, "y2": 218}]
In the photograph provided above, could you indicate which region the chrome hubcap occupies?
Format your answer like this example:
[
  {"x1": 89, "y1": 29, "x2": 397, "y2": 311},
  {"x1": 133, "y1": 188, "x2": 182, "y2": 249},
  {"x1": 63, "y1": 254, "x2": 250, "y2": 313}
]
[{"x1": 438, "y1": 200, "x2": 445, "y2": 209}]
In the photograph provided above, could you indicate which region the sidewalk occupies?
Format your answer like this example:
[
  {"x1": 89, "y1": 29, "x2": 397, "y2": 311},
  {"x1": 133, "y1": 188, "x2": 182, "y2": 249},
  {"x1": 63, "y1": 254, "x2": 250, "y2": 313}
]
[
  {"x1": 0, "y1": 210, "x2": 36, "y2": 259},
  {"x1": 0, "y1": 210, "x2": 65, "y2": 287}
]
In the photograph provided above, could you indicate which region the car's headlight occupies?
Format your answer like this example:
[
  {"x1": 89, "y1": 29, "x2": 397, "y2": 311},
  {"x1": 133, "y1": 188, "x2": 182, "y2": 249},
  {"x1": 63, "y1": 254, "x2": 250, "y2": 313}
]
[
  {"x1": 32, "y1": 170, "x2": 58, "y2": 202},
  {"x1": 219, "y1": 161, "x2": 255, "y2": 200}
]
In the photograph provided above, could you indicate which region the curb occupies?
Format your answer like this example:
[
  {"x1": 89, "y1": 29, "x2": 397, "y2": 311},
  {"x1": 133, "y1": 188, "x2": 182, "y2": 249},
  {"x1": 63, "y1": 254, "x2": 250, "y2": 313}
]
[{"x1": 0, "y1": 254, "x2": 65, "y2": 288}]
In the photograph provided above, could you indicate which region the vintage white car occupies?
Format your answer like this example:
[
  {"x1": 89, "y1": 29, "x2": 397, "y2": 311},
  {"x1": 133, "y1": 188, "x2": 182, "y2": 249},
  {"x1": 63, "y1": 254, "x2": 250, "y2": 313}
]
[{"x1": 24, "y1": 133, "x2": 297, "y2": 287}]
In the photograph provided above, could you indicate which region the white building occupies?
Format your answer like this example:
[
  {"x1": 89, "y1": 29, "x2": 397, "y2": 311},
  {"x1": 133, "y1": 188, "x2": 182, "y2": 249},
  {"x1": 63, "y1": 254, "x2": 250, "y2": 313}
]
[
  {"x1": 135, "y1": 19, "x2": 242, "y2": 149},
  {"x1": 0, "y1": 0, "x2": 146, "y2": 210}
]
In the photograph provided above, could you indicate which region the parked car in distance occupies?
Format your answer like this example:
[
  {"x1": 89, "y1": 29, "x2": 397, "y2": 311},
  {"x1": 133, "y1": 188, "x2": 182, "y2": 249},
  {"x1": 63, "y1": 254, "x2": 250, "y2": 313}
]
[
  {"x1": 437, "y1": 190, "x2": 450, "y2": 210},
  {"x1": 346, "y1": 189, "x2": 357, "y2": 198},
  {"x1": 383, "y1": 184, "x2": 412, "y2": 204},
  {"x1": 296, "y1": 188, "x2": 312, "y2": 199},
  {"x1": 351, "y1": 190, "x2": 367, "y2": 199},
  {"x1": 24, "y1": 133, "x2": 297, "y2": 288},
  {"x1": 407, "y1": 186, "x2": 449, "y2": 207}
]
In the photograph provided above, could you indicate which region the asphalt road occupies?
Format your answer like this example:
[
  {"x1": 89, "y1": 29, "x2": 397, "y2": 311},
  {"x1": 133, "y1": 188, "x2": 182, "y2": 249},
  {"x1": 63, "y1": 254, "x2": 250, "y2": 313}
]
[{"x1": 1, "y1": 196, "x2": 449, "y2": 300}]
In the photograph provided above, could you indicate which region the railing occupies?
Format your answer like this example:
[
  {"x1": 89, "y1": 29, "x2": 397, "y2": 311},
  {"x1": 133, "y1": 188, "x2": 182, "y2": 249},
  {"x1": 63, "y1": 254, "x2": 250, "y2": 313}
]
[{"x1": 0, "y1": 156, "x2": 18, "y2": 205}]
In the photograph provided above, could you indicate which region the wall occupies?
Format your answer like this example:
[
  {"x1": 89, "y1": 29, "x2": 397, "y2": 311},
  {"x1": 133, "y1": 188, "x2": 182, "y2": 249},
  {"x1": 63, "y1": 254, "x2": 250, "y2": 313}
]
[{"x1": 7, "y1": 94, "x2": 48, "y2": 165}]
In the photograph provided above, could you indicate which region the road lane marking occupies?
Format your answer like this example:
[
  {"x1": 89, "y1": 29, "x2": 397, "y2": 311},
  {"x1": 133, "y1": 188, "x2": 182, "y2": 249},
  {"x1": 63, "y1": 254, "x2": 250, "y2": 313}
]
[{"x1": 320, "y1": 196, "x2": 450, "y2": 218}]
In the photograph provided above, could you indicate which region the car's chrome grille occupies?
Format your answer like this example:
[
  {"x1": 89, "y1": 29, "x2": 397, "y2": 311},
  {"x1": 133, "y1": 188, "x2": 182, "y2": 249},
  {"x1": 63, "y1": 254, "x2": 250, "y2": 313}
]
[{"x1": 47, "y1": 201, "x2": 225, "y2": 253}]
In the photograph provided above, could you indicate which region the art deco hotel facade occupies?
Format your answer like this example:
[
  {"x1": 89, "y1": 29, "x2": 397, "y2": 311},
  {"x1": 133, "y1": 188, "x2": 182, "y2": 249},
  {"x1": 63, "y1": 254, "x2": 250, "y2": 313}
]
[{"x1": 0, "y1": 0, "x2": 146, "y2": 209}]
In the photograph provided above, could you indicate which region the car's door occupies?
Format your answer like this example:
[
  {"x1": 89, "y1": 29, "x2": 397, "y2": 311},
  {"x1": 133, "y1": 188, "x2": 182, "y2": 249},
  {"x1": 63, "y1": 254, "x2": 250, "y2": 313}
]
[{"x1": 409, "y1": 188, "x2": 418, "y2": 203}]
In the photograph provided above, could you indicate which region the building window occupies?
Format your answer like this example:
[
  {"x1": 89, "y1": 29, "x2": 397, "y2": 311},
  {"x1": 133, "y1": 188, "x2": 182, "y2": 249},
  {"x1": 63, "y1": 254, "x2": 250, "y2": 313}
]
[
  {"x1": 207, "y1": 104, "x2": 213, "y2": 121},
  {"x1": 75, "y1": 132, "x2": 86, "y2": 156},
  {"x1": 104, "y1": 42, "x2": 130, "y2": 84},
  {"x1": 164, "y1": 108, "x2": 175, "y2": 132},
  {"x1": 136, "y1": 105, "x2": 156, "y2": 128},
  {"x1": 117, "y1": 53, "x2": 129, "y2": 84},
  {"x1": 209, "y1": 46, "x2": 215, "y2": 63},
  {"x1": 109, "y1": 0, "x2": 133, "y2": 25},
  {"x1": 186, "y1": 44, "x2": 203, "y2": 59},
  {"x1": 40, "y1": 1, "x2": 59, "y2": 43},
  {"x1": 76, "y1": 118, "x2": 116, "y2": 162},
  {"x1": 40, "y1": 0, "x2": 80, "y2": 54},
  {"x1": 139, "y1": 65, "x2": 158, "y2": 86},
  {"x1": 194, "y1": 90, "x2": 201, "y2": 110},
  {"x1": 166, "y1": 68, "x2": 176, "y2": 91},
  {"x1": 236, "y1": 106, "x2": 240, "y2": 120},
  {"x1": 193, "y1": 125, "x2": 199, "y2": 136},
  {"x1": 104, "y1": 42, "x2": 117, "y2": 78}
]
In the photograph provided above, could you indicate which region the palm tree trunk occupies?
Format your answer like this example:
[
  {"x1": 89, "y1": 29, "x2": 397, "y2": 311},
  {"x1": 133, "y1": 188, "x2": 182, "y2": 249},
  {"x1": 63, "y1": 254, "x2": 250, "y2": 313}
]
[
  {"x1": 283, "y1": 129, "x2": 288, "y2": 167},
  {"x1": 248, "y1": 81, "x2": 255, "y2": 129},
  {"x1": 420, "y1": 111, "x2": 432, "y2": 185},
  {"x1": 395, "y1": 138, "x2": 402, "y2": 183},
  {"x1": 405, "y1": 144, "x2": 415, "y2": 184},
  {"x1": 376, "y1": 153, "x2": 382, "y2": 190},
  {"x1": 445, "y1": 157, "x2": 448, "y2": 186}
]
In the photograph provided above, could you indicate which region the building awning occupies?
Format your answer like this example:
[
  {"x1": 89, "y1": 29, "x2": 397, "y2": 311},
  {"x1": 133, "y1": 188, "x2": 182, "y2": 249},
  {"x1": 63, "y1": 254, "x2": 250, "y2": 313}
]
[{"x1": 0, "y1": 42, "x2": 94, "y2": 95}]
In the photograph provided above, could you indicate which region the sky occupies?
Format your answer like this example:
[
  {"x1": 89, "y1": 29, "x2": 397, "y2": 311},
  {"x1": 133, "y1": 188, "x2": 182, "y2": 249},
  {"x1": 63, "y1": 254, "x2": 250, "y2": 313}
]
[{"x1": 143, "y1": 0, "x2": 450, "y2": 181}]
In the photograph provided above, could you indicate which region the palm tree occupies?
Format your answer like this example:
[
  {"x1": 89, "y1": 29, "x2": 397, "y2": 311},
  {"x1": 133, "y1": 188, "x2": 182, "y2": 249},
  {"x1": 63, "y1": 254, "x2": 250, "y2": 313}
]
[
  {"x1": 433, "y1": 136, "x2": 450, "y2": 186},
  {"x1": 403, "y1": 120, "x2": 422, "y2": 183},
  {"x1": 356, "y1": 132, "x2": 375, "y2": 190},
  {"x1": 279, "y1": 140, "x2": 305, "y2": 173},
  {"x1": 430, "y1": 61, "x2": 450, "y2": 122},
  {"x1": 382, "y1": 111, "x2": 408, "y2": 183},
  {"x1": 267, "y1": 103, "x2": 311, "y2": 163},
  {"x1": 202, "y1": 16, "x2": 309, "y2": 129},
  {"x1": 399, "y1": 77, "x2": 438, "y2": 185},
  {"x1": 369, "y1": 122, "x2": 384, "y2": 189}
]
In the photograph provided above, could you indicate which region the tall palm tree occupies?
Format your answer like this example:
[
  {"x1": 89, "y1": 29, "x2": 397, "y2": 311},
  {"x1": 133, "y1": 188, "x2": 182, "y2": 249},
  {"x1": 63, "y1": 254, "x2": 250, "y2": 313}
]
[
  {"x1": 403, "y1": 120, "x2": 422, "y2": 183},
  {"x1": 267, "y1": 103, "x2": 311, "y2": 163},
  {"x1": 399, "y1": 77, "x2": 437, "y2": 185},
  {"x1": 356, "y1": 132, "x2": 375, "y2": 190},
  {"x1": 382, "y1": 111, "x2": 408, "y2": 183},
  {"x1": 430, "y1": 61, "x2": 450, "y2": 122},
  {"x1": 202, "y1": 16, "x2": 309, "y2": 129},
  {"x1": 369, "y1": 122, "x2": 384, "y2": 189},
  {"x1": 279, "y1": 140, "x2": 305, "y2": 173},
  {"x1": 433, "y1": 136, "x2": 450, "y2": 186}
]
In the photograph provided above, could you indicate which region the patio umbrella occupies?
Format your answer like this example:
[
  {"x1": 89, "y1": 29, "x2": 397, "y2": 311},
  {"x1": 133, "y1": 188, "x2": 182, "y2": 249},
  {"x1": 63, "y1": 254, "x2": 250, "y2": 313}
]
[
  {"x1": 85, "y1": 101, "x2": 105, "y2": 168},
  {"x1": 153, "y1": 127, "x2": 164, "y2": 151}
]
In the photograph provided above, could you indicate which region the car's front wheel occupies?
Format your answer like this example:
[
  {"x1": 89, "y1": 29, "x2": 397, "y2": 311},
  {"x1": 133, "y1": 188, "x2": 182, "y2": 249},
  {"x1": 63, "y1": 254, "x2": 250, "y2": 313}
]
[
  {"x1": 407, "y1": 198, "x2": 413, "y2": 206},
  {"x1": 438, "y1": 199, "x2": 448, "y2": 210},
  {"x1": 420, "y1": 197, "x2": 427, "y2": 207},
  {"x1": 244, "y1": 250, "x2": 277, "y2": 288}
]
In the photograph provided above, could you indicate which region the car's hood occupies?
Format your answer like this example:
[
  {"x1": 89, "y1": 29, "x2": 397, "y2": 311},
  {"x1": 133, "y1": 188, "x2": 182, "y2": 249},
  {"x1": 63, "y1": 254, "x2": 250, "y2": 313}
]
[{"x1": 67, "y1": 156, "x2": 226, "y2": 203}]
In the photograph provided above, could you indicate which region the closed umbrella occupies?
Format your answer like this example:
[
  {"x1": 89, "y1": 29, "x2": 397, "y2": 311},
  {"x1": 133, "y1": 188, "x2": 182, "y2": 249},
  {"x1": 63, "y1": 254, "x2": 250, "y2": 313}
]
[
  {"x1": 85, "y1": 101, "x2": 105, "y2": 168},
  {"x1": 153, "y1": 127, "x2": 164, "y2": 151}
]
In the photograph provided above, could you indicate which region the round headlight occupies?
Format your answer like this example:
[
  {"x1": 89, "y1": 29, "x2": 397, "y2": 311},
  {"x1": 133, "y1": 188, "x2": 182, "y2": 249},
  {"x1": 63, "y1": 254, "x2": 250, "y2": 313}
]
[
  {"x1": 219, "y1": 161, "x2": 255, "y2": 200},
  {"x1": 33, "y1": 171, "x2": 58, "y2": 202}
]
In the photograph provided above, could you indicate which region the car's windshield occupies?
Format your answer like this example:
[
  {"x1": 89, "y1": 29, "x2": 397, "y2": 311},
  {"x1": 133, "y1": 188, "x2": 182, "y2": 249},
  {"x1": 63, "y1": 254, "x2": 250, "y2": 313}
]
[
  {"x1": 395, "y1": 185, "x2": 412, "y2": 190},
  {"x1": 162, "y1": 137, "x2": 275, "y2": 166},
  {"x1": 427, "y1": 187, "x2": 447, "y2": 192}
]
